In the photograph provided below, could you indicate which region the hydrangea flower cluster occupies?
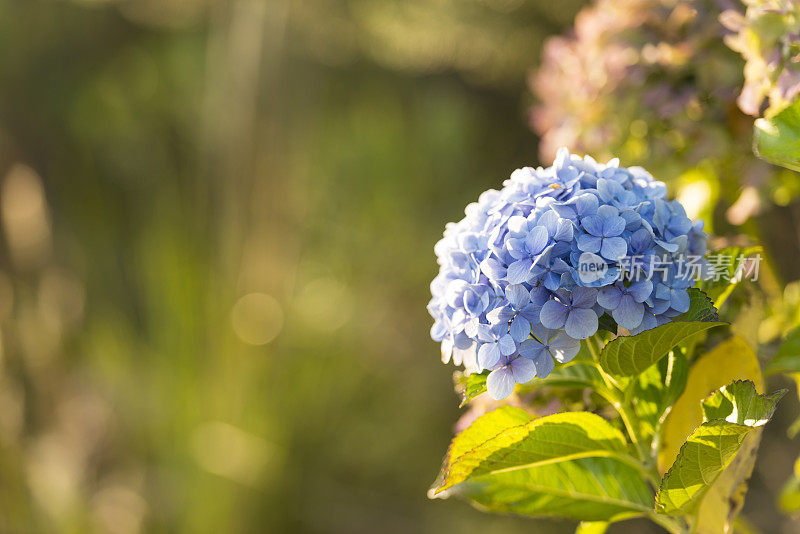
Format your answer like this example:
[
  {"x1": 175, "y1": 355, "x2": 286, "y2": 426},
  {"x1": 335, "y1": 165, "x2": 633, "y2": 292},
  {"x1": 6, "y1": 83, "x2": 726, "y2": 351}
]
[
  {"x1": 530, "y1": 0, "x2": 742, "y2": 170},
  {"x1": 529, "y1": 0, "x2": 789, "y2": 220},
  {"x1": 428, "y1": 149, "x2": 707, "y2": 400}
]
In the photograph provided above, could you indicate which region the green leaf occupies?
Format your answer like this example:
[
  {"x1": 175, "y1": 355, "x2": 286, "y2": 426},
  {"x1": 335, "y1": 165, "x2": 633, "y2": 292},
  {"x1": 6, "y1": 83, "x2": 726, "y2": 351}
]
[
  {"x1": 456, "y1": 372, "x2": 489, "y2": 407},
  {"x1": 658, "y1": 335, "x2": 764, "y2": 471},
  {"x1": 765, "y1": 326, "x2": 800, "y2": 375},
  {"x1": 634, "y1": 350, "x2": 688, "y2": 444},
  {"x1": 655, "y1": 381, "x2": 785, "y2": 516},
  {"x1": 657, "y1": 338, "x2": 765, "y2": 533},
  {"x1": 598, "y1": 313, "x2": 618, "y2": 335},
  {"x1": 681, "y1": 289, "x2": 723, "y2": 322},
  {"x1": 701, "y1": 380, "x2": 786, "y2": 425},
  {"x1": 444, "y1": 406, "x2": 532, "y2": 465},
  {"x1": 754, "y1": 99, "x2": 800, "y2": 172},
  {"x1": 430, "y1": 410, "x2": 653, "y2": 521},
  {"x1": 599, "y1": 289, "x2": 725, "y2": 376},
  {"x1": 699, "y1": 246, "x2": 763, "y2": 308}
]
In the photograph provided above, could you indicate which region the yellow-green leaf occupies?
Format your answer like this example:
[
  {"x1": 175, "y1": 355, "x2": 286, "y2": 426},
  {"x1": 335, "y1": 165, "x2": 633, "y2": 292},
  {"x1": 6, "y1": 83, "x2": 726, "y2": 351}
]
[
  {"x1": 659, "y1": 335, "x2": 764, "y2": 472},
  {"x1": 754, "y1": 99, "x2": 800, "y2": 172},
  {"x1": 656, "y1": 421, "x2": 754, "y2": 515},
  {"x1": 430, "y1": 411, "x2": 653, "y2": 521},
  {"x1": 655, "y1": 381, "x2": 784, "y2": 516},
  {"x1": 456, "y1": 371, "x2": 489, "y2": 407},
  {"x1": 600, "y1": 289, "x2": 724, "y2": 377}
]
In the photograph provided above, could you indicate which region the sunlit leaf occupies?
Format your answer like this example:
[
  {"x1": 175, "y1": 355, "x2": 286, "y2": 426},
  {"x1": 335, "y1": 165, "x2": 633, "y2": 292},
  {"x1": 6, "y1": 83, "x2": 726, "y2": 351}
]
[
  {"x1": 634, "y1": 350, "x2": 688, "y2": 444},
  {"x1": 430, "y1": 410, "x2": 653, "y2": 521},
  {"x1": 456, "y1": 372, "x2": 489, "y2": 407},
  {"x1": 655, "y1": 381, "x2": 784, "y2": 516},
  {"x1": 754, "y1": 99, "x2": 800, "y2": 172},
  {"x1": 443, "y1": 406, "x2": 532, "y2": 464},
  {"x1": 599, "y1": 289, "x2": 724, "y2": 376},
  {"x1": 658, "y1": 342, "x2": 767, "y2": 533},
  {"x1": 701, "y1": 380, "x2": 785, "y2": 425},
  {"x1": 699, "y1": 246, "x2": 763, "y2": 308},
  {"x1": 659, "y1": 335, "x2": 764, "y2": 471}
]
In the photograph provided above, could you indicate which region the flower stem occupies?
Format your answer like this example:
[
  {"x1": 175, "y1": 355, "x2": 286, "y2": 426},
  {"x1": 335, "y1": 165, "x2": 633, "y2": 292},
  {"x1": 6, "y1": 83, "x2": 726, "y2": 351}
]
[{"x1": 587, "y1": 334, "x2": 650, "y2": 464}]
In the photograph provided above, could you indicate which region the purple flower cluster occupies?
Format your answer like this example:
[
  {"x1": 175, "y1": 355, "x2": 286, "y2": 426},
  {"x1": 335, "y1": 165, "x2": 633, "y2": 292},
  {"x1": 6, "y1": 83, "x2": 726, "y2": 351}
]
[{"x1": 428, "y1": 149, "x2": 707, "y2": 400}]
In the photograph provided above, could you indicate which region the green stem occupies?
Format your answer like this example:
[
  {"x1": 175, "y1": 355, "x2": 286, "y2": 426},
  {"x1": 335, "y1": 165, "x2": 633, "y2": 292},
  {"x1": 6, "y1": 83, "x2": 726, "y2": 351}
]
[
  {"x1": 587, "y1": 335, "x2": 652, "y2": 465},
  {"x1": 583, "y1": 336, "x2": 691, "y2": 533},
  {"x1": 585, "y1": 336, "x2": 621, "y2": 390}
]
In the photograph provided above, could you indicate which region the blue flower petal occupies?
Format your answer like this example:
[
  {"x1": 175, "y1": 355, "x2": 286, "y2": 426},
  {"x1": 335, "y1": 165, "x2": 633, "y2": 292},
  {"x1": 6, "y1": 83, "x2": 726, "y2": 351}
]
[
  {"x1": 554, "y1": 219, "x2": 574, "y2": 241},
  {"x1": 518, "y1": 338, "x2": 545, "y2": 359},
  {"x1": 602, "y1": 215, "x2": 626, "y2": 237},
  {"x1": 564, "y1": 308, "x2": 598, "y2": 339},
  {"x1": 506, "y1": 258, "x2": 534, "y2": 284},
  {"x1": 670, "y1": 289, "x2": 690, "y2": 313},
  {"x1": 478, "y1": 341, "x2": 502, "y2": 369},
  {"x1": 510, "y1": 356, "x2": 537, "y2": 384},
  {"x1": 509, "y1": 315, "x2": 531, "y2": 343},
  {"x1": 499, "y1": 334, "x2": 518, "y2": 356},
  {"x1": 578, "y1": 234, "x2": 602, "y2": 253},
  {"x1": 487, "y1": 367, "x2": 516, "y2": 400},
  {"x1": 532, "y1": 352, "x2": 555, "y2": 378},
  {"x1": 506, "y1": 237, "x2": 530, "y2": 260},
  {"x1": 571, "y1": 286, "x2": 598, "y2": 309},
  {"x1": 597, "y1": 285, "x2": 622, "y2": 310},
  {"x1": 480, "y1": 257, "x2": 507, "y2": 281},
  {"x1": 600, "y1": 236, "x2": 627, "y2": 261},
  {"x1": 581, "y1": 215, "x2": 604, "y2": 237},
  {"x1": 526, "y1": 226, "x2": 550, "y2": 255},
  {"x1": 540, "y1": 299, "x2": 568, "y2": 329},
  {"x1": 612, "y1": 295, "x2": 644, "y2": 330},
  {"x1": 548, "y1": 332, "x2": 581, "y2": 363},
  {"x1": 629, "y1": 279, "x2": 653, "y2": 303},
  {"x1": 505, "y1": 284, "x2": 530, "y2": 309}
]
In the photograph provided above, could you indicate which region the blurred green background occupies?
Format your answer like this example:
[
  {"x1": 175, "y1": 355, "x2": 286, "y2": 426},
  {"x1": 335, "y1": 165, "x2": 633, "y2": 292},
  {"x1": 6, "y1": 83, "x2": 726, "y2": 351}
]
[{"x1": 0, "y1": 1, "x2": 797, "y2": 533}]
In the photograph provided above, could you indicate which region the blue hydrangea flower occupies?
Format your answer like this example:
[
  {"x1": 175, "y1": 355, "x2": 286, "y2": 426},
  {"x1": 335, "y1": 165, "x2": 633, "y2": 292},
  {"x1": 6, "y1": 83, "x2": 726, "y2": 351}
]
[
  {"x1": 518, "y1": 325, "x2": 581, "y2": 378},
  {"x1": 486, "y1": 284, "x2": 545, "y2": 342},
  {"x1": 505, "y1": 226, "x2": 551, "y2": 284},
  {"x1": 655, "y1": 265, "x2": 694, "y2": 313},
  {"x1": 486, "y1": 354, "x2": 537, "y2": 400},
  {"x1": 476, "y1": 323, "x2": 517, "y2": 369},
  {"x1": 540, "y1": 287, "x2": 599, "y2": 339},
  {"x1": 578, "y1": 205, "x2": 628, "y2": 261},
  {"x1": 428, "y1": 148, "x2": 707, "y2": 400},
  {"x1": 597, "y1": 280, "x2": 653, "y2": 330}
]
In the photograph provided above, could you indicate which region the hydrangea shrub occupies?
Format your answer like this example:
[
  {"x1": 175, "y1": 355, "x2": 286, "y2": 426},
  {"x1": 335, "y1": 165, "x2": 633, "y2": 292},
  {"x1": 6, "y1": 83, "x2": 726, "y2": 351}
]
[
  {"x1": 426, "y1": 150, "x2": 786, "y2": 533},
  {"x1": 428, "y1": 148, "x2": 706, "y2": 399}
]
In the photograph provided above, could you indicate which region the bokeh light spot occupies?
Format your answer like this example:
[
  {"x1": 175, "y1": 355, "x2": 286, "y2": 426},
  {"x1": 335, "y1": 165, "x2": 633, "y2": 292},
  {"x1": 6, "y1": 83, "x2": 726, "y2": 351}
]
[{"x1": 230, "y1": 292, "x2": 283, "y2": 345}]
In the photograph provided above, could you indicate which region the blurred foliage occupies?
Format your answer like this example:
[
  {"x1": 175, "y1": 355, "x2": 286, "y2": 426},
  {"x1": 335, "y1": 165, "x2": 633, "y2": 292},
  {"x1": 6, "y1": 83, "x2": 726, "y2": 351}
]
[
  {"x1": 532, "y1": 0, "x2": 747, "y2": 177},
  {"x1": 530, "y1": 0, "x2": 800, "y2": 278},
  {"x1": 0, "y1": 0, "x2": 592, "y2": 533},
  {"x1": 0, "y1": 0, "x2": 798, "y2": 533},
  {"x1": 722, "y1": 0, "x2": 800, "y2": 118}
]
